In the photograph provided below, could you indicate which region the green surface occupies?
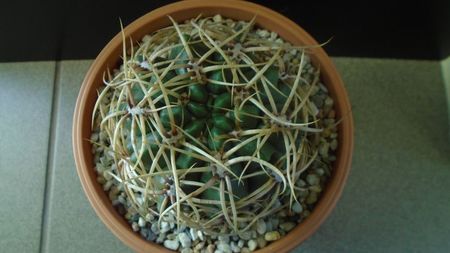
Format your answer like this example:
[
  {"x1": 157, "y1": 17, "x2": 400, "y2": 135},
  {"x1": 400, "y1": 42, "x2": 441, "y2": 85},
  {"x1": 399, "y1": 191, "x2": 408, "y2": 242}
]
[
  {"x1": 441, "y1": 57, "x2": 450, "y2": 139},
  {"x1": 1, "y1": 58, "x2": 449, "y2": 253},
  {"x1": 0, "y1": 62, "x2": 56, "y2": 253}
]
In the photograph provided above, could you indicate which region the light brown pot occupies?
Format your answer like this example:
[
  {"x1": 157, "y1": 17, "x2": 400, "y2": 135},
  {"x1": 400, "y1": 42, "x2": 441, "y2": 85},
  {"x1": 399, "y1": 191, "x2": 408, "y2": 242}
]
[{"x1": 73, "y1": 1, "x2": 353, "y2": 252}]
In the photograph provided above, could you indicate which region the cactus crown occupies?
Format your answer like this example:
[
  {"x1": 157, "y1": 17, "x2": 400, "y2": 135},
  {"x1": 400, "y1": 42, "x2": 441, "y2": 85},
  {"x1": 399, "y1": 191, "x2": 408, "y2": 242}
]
[{"x1": 92, "y1": 15, "x2": 326, "y2": 235}]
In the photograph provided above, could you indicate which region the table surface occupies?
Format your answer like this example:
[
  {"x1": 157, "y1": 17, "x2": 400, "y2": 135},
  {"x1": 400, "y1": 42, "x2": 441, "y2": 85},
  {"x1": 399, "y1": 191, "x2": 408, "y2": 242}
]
[{"x1": 1, "y1": 57, "x2": 449, "y2": 253}]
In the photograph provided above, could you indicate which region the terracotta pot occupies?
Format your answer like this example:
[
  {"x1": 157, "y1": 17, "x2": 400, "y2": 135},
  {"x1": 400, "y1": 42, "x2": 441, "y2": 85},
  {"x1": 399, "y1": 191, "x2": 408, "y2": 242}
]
[{"x1": 73, "y1": 1, "x2": 353, "y2": 252}]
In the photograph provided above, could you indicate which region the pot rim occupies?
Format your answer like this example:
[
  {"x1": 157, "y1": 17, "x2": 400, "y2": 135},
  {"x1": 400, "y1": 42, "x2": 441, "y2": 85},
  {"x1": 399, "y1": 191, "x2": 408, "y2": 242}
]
[{"x1": 73, "y1": 1, "x2": 353, "y2": 252}]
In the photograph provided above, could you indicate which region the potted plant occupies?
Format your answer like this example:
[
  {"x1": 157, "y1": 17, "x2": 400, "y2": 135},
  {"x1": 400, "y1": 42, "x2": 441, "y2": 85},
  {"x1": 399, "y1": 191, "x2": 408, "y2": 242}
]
[{"x1": 73, "y1": 1, "x2": 353, "y2": 252}]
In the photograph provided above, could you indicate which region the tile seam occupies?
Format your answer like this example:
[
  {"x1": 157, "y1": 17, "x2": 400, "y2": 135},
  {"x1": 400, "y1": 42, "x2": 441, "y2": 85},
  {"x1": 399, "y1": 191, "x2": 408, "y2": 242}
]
[{"x1": 38, "y1": 61, "x2": 61, "y2": 253}]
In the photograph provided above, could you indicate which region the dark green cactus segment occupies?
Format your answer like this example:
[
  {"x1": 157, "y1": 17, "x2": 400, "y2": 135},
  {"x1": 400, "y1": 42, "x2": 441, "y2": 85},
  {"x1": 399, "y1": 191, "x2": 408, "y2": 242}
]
[
  {"x1": 188, "y1": 83, "x2": 208, "y2": 103},
  {"x1": 207, "y1": 127, "x2": 227, "y2": 151},
  {"x1": 231, "y1": 104, "x2": 261, "y2": 129},
  {"x1": 169, "y1": 34, "x2": 191, "y2": 75},
  {"x1": 184, "y1": 120, "x2": 206, "y2": 138},
  {"x1": 131, "y1": 84, "x2": 145, "y2": 103},
  {"x1": 207, "y1": 70, "x2": 228, "y2": 94},
  {"x1": 190, "y1": 41, "x2": 210, "y2": 57},
  {"x1": 176, "y1": 150, "x2": 203, "y2": 170},
  {"x1": 200, "y1": 163, "x2": 248, "y2": 202},
  {"x1": 236, "y1": 138, "x2": 276, "y2": 162},
  {"x1": 187, "y1": 101, "x2": 209, "y2": 118},
  {"x1": 213, "y1": 92, "x2": 232, "y2": 112},
  {"x1": 212, "y1": 115, "x2": 235, "y2": 132},
  {"x1": 160, "y1": 106, "x2": 191, "y2": 129}
]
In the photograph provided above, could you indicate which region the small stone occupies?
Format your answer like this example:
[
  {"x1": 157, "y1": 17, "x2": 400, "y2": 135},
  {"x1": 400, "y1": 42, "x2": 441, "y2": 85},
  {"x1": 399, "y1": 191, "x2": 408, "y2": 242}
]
[
  {"x1": 241, "y1": 248, "x2": 251, "y2": 253},
  {"x1": 330, "y1": 139, "x2": 338, "y2": 150},
  {"x1": 146, "y1": 230, "x2": 157, "y2": 241},
  {"x1": 270, "y1": 31, "x2": 277, "y2": 40},
  {"x1": 256, "y1": 236, "x2": 267, "y2": 248},
  {"x1": 190, "y1": 228, "x2": 198, "y2": 241},
  {"x1": 264, "y1": 231, "x2": 281, "y2": 241},
  {"x1": 197, "y1": 230, "x2": 205, "y2": 241},
  {"x1": 324, "y1": 97, "x2": 334, "y2": 107},
  {"x1": 151, "y1": 222, "x2": 160, "y2": 234},
  {"x1": 156, "y1": 233, "x2": 166, "y2": 243},
  {"x1": 217, "y1": 242, "x2": 232, "y2": 253},
  {"x1": 265, "y1": 221, "x2": 273, "y2": 232},
  {"x1": 218, "y1": 235, "x2": 230, "y2": 243},
  {"x1": 181, "y1": 248, "x2": 193, "y2": 253},
  {"x1": 194, "y1": 241, "x2": 205, "y2": 251},
  {"x1": 213, "y1": 14, "x2": 222, "y2": 22},
  {"x1": 306, "y1": 174, "x2": 320, "y2": 185},
  {"x1": 160, "y1": 221, "x2": 170, "y2": 233},
  {"x1": 257, "y1": 29, "x2": 270, "y2": 38},
  {"x1": 167, "y1": 233, "x2": 177, "y2": 240},
  {"x1": 230, "y1": 241, "x2": 240, "y2": 253},
  {"x1": 140, "y1": 228, "x2": 148, "y2": 238},
  {"x1": 206, "y1": 244, "x2": 215, "y2": 253},
  {"x1": 146, "y1": 213, "x2": 155, "y2": 221},
  {"x1": 238, "y1": 240, "x2": 244, "y2": 248},
  {"x1": 164, "y1": 239, "x2": 180, "y2": 251},
  {"x1": 239, "y1": 231, "x2": 252, "y2": 240},
  {"x1": 310, "y1": 185, "x2": 322, "y2": 193},
  {"x1": 138, "y1": 217, "x2": 146, "y2": 227},
  {"x1": 292, "y1": 202, "x2": 303, "y2": 214},
  {"x1": 271, "y1": 218, "x2": 279, "y2": 228},
  {"x1": 280, "y1": 222, "x2": 296, "y2": 232},
  {"x1": 306, "y1": 192, "x2": 318, "y2": 204},
  {"x1": 131, "y1": 222, "x2": 139, "y2": 232},
  {"x1": 256, "y1": 219, "x2": 267, "y2": 235},
  {"x1": 179, "y1": 232, "x2": 192, "y2": 248},
  {"x1": 248, "y1": 239, "x2": 257, "y2": 251}
]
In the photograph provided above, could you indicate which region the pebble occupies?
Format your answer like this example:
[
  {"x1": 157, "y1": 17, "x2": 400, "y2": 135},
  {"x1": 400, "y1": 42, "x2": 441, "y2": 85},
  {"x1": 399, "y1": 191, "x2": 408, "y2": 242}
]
[
  {"x1": 198, "y1": 230, "x2": 205, "y2": 241},
  {"x1": 151, "y1": 222, "x2": 160, "y2": 234},
  {"x1": 247, "y1": 239, "x2": 257, "y2": 251},
  {"x1": 181, "y1": 248, "x2": 193, "y2": 253},
  {"x1": 194, "y1": 241, "x2": 205, "y2": 251},
  {"x1": 319, "y1": 142, "x2": 330, "y2": 158},
  {"x1": 310, "y1": 185, "x2": 322, "y2": 193},
  {"x1": 230, "y1": 241, "x2": 240, "y2": 253},
  {"x1": 146, "y1": 230, "x2": 157, "y2": 241},
  {"x1": 164, "y1": 239, "x2": 180, "y2": 251},
  {"x1": 256, "y1": 236, "x2": 267, "y2": 248},
  {"x1": 256, "y1": 219, "x2": 267, "y2": 235},
  {"x1": 131, "y1": 222, "x2": 139, "y2": 232},
  {"x1": 264, "y1": 231, "x2": 281, "y2": 241},
  {"x1": 217, "y1": 242, "x2": 232, "y2": 253},
  {"x1": 241, "y1": 248, "x2": 250, "y2": 253},
  {"x1": 237, "y1": 239, "x2": 244, "y2": 248},
  {"x1": 306, "y1": 192, "x2": 318, "y2": 204},
  {"x1": 138, "y1": 217, "x2": 146, "y2": 227},
  {"x1": 270, "y1": 218, "x2": 279, "y2": 228},
  {"x1": 160, "y1": 221, "x2": 170, "y2": 233},
  {"x1": 280, "y1": 222, "x2": 296, "y2": 232},
  {"x1": 213, "y1": 14, "x2": 223, "y2": 22},
  {"x1": 292, "y1": 202, "x2": 303, "y2": 213},
  {"x1": 179, "y1": 232, "x2": 192, "y2": 248},
  {"x1": 256, "y1": 29, "x2": 270, "y2": 38},
  {"x1": 330, "y1": 139, "x2": 338, "y2": 150},
  {"x1": 190, "y1": 228, "x2": 198, "y2": 241},
  {"x1": 207, "y1": 244, "x2": 215, "y2": 253},
  {"x1": 239, "y1": 231, "x2": 252, "y2": 240},
  {"x1": 218, "y1": 235, "x2": 230, "y2": 243},
  {"x1": 156, "y1": 233, "x2": 166, "y2": 243},
  {"x1": 306, "y1": 174, "x2": 320, "y2": 185}
]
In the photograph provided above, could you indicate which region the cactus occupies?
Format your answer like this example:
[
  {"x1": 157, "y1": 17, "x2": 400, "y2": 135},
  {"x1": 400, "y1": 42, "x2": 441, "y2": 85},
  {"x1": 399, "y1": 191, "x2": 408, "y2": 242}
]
[{"x1": 92, "y1": 15, "x2": 329, "y2": 236}]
